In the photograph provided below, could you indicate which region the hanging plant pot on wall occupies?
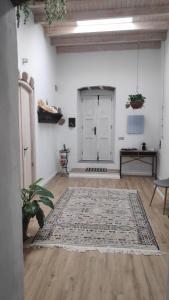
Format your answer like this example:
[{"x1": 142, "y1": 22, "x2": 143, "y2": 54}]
[
  {"x1": 126, "y1": 93, "x2": 146, "y2": 109},
  {"x1": 11, "y1": 0, "x2": 67, "y2": 27},
  {"x1": 11, "y1": 0, "x2": 27, "y2": 6},
  {"x1": 130, "y1": 100, "x2": 144, "y2": 109}
]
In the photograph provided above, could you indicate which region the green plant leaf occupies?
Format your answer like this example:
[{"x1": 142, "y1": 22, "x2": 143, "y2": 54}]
[
  {"x1": 36, "y1": 190, "x2": 54, "y2": 198},
  {"x1": 45, "y1": 0, "x2": 67, "y2": 25},
  {"x1": 21, "y1": 178, "x2": 54, "y2": 226},
  {"x1": 22, "y1": 201, "x2": 39, "y2": 218},
  {"x1": 33, "y1": 185, "x2": 54, "y2": 198},
  {"x1": 39, "y1": 197, "x2": 54, "y2": 209},
  {"x1": 36, "y1": 208, "x2": 45, "y2": 228},
  {"x1": 29, "y1": 178, "x2": 43, "y2": 188},
  {"x1": 128, "y1": 93, "x2": 146, "y2": 102},
  {"x1": 21, "y1": 188, "x2": 30, "y2": 194}
]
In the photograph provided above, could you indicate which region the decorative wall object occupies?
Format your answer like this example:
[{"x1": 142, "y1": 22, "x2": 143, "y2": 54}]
[
  {"x1": 58, "y1": 118, "x2": 65, "y2": 125},
  {"x1": 20, "y1": 72, "x2": 34, "y2": 90},
  {"x1": 37, "y1": 100, "x2": 62, "y2": 124},
  {"x1": 29, "y1": 77, "x2": 34, "y2": 89},
  {"x1": 21, "y1": 71, "x2": 28, "y2": 82},
  {"x1": 68, "y1": 118, "x2": 76, "y2": 128},
  {"x1": 127, "y1": 115, "x2": 144, "y2": 134}
]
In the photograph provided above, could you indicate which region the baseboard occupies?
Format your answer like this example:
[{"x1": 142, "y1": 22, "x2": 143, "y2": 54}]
[
  {"x1": 76, "y1": 162, "x2": 118, "y2": 169},
  {"x1": 42, "y1": 172, "x2": 57, "y2": 186}
]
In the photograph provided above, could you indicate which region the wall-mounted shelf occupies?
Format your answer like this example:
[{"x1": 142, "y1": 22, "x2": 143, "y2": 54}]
[{"x1": 38, "y1": 107, "x2": 62, "y2": 124}]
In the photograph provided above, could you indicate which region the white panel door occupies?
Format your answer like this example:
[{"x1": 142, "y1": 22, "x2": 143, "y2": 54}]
[
  {"x1": 97, "y1": 96, "x2": 112, "y2": 160},
  {"x1": 82, "y1": 95, "x2": 113, "y2": 161},
  {"x1": 19, "y1": 86, "x2": 33, "y2": 187},
  {"x1": 82, "y1": 96, "x2": 97, "y2": 160}
]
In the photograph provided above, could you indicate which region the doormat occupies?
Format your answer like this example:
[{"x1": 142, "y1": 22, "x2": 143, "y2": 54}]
[
  {"x1": 85, "y1": 168, "x2": 107, "y2": 173},
  {"x1": 29, "y1": 188, "x2": 160, "y2": 255}
]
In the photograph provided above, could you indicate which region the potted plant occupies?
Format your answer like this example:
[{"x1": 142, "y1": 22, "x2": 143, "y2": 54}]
[
  {"x1": 126, "y1": 93, "x2": 146, "y2": 109},
  {"x1": 11, "y1": 0, "x2": 67, "y2": 27},
  {"x1": 21, "y1": 178, "x2": 54, "y2": 240},
  {"x1": 11, "y1": 0, "x2": 27, "y2": 5}
]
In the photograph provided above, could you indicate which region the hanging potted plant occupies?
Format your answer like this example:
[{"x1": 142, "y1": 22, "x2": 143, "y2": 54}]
[
  {"x1": 126, "y1": 93, "x2": 146, "y2": 109},
  {"x1": 11, "y1": 0, "x2": 67, "y2": 27},
  {"x1": 11, "y1": 0, "x2": 27, "y2": 5},
  {"x1": 125, "y1": 46, "x2": 146, "y2": 109},
  {"x1": 21, "y1": 178, "x2": 54, "y2": 240}
]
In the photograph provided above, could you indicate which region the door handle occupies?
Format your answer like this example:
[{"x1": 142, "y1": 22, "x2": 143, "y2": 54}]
[
  {"x1": 94, "y1": 126, "x2": 96, "y2": 135},
  {"x1": 24, "y1": 147, "x2": 29, "y2": 155}
]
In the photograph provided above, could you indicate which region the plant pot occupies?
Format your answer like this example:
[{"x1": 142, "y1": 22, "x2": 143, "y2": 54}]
[
  {"x1": 130, "y1": 101, "x2": 143, "y2": 109},
  {"x1": 22, "y1": 216, "x2": 30, "y2": 241},
  {"x1": 10, "y1": 0, "x2": 27, "y2": 6}
]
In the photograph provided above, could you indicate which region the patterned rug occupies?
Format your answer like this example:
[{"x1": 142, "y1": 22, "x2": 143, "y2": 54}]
[{"x1": 31, "y1": 187, "x2": 160, "y2": 255}]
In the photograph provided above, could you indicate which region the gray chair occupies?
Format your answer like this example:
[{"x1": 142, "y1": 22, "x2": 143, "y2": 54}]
[{"x1": 150, "y1": 178, "x2": 169, "y2": 215}]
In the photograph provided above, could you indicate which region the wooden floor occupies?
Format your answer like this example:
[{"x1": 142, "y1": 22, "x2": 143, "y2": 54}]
[{"x1": 24, "y1": 175, "x2": 169, "y2": 300}]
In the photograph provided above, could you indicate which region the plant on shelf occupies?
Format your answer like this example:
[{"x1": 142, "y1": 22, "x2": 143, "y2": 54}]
[
  {"x1": 21, "y1": 178, "x2": 54, "y2": 240},
  {"x1": 11, "y1": 0, "x2": 67, "y2": 27},
  {"x1": 126, "y1": 93, "x2": 146, "y2": 109}
]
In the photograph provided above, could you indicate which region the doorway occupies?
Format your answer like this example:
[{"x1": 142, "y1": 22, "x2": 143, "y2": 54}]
[
  {"x1": 18, "y1": 79, "x2": 36, "y2": 188},
  {"x1": 79, "y1": 87, "x2": 115, "y2": 162}
]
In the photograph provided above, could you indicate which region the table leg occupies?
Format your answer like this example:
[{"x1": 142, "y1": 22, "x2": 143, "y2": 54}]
[
  {"x1": 155, "y1": 154, "x2": 157, "y2": 179},
  {"x1": 152, "y1": 156, "x2": 154, "y2": 177},
  {"x1": 120, "y1": 155, "x2": 122, "y2": 178}
]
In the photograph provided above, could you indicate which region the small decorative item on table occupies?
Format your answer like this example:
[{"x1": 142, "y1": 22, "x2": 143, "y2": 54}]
[
  {"x1": 141, "y1": 142, "x2": 147, "y2": 151},
  {"x1": 59, "y1": 144, "x2": 70, "y2": 175}
]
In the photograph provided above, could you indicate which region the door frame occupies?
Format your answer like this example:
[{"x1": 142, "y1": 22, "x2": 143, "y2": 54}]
[
  {"x1": 18, "y1": 79, "x2": 36, "y2": 187},
  {"x1": 78, "y1": 88, "x2": 115, "y2": 162}
]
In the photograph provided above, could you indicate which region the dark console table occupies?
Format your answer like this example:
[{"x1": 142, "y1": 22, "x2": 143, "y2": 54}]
[{"x1": 120, "y1": 149, "x2": 158, "y2": 178}]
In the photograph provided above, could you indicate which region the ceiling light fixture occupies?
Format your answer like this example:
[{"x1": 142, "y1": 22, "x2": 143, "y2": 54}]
[
  {"x1": 75, "y1": 17, "x2": 133, "y2": 33},
  {"x1": 77, "y1": 17, "x2": 133, "y2": 26}
]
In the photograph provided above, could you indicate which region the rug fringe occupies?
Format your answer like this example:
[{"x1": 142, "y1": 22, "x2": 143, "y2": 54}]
[{"x1": 25, "y1": 243, "x2": 164, "y2": 255}]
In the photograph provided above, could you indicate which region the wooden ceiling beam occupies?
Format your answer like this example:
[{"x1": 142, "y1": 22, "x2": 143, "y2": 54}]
[
  {"x1": 51, "y1": 31, "x2": 167, "y2": 47},
  {"x1": 56, "y1": 41, "x2": 161, "y2": 54},
  {"x1": 32, "y1": 4, "x2": 169, "y2": 24},
  {"x1": 44, "y1": 21, "x2": 169, "y2": 37}
]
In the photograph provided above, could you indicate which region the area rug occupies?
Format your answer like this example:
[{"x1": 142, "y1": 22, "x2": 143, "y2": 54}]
[{"x1": 31, "y1": 187, "x2": 160, "y2": 255}]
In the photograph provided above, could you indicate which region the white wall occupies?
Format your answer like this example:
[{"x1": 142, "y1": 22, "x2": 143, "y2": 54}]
[
  {"x1": 17, "y1": 16, "x2": 163, "y2": 176},
  {"x1": 0, "y1": 1, "x2": 23, "y2": 299},
  {"x1": 56, "y1": 49, "x2": 162, "y2": 174},
  {"x1": 159, "y1": 32, "x2": 169, "y2": 179},
  {"x1": 17, "y1": 14, "x2": 59, "y2": 184}
]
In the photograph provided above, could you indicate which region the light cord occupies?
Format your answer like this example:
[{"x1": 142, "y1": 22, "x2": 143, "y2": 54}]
[{"x1": 136, "y1": 43, "x2": 140, "y2": 93}]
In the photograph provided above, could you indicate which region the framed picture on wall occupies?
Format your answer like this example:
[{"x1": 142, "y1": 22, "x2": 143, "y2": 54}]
[
  {"x1": 127, "y1": 115, "x2": 144, "y2": 134},
  {"x1": 69, "y1": 118, "x2": 76, "y2": 128}
]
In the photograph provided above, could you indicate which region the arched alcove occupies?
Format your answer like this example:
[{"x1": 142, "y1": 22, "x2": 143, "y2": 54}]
[{"x1": 79, "y1": 86, "x2": 115, "y2": 92}]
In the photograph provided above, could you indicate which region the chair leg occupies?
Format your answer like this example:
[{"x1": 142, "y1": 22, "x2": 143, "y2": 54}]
[
  {"x1": 150, "y1": 185, "x2": 157, "y2": 207},
  {"x1": 163, "y1": 188, "x2": 168, "y2": 215}
]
